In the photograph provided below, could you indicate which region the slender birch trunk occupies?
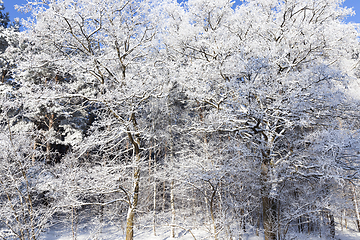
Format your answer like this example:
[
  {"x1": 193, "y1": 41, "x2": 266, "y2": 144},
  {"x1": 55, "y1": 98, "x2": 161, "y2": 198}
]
[
  {"x1": 351, "y1": 184, "x2": 360, "y2": 232},
  {"x1": 162, "y1": 181, "x2": 166, "y2": 212},
  {"x1": 345, "y1": 210, "x2": 348, "y2": 229},
  {"x1": 153, "y1": 149, "x2": 157, "y2": 236},
  {"x1": 32, "y1": 141, "x2": 37, "y2": 166},
  {"x1": 210, "y1": 188, "x2": 218, "y2": 240},
  {"x1": 171, "y1": 179, "x2": 176, "y2": 238},
  {"x1": 204, "y1": 189, "x2": 211, "y2": 225},
  {"x1": 153, "y1": 181, "x2": 157, "y2": 236},
  {"x1": 71, "y1": 206, "x2": 77, "y2": 240},
  {"x1": 167, "y1": 105, "x2": 176, "y2": 238}
]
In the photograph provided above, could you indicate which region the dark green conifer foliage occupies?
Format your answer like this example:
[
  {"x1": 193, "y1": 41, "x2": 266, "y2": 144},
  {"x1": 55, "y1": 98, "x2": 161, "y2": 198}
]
[{"x1": 0, "y1": 2, "x2": 10, "y2": 28}]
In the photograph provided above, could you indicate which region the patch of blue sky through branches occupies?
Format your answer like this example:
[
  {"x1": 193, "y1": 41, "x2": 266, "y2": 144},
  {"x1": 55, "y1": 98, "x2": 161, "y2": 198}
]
[{"x1": 3, "y1": 0, "x2": 360, "y2": 30}]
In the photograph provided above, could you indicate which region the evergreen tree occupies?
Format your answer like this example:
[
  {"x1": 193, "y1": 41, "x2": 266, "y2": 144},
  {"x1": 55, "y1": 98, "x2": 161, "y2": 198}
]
[{"x1": 0, "y1": 0, "x2": 10, "y2": 29}]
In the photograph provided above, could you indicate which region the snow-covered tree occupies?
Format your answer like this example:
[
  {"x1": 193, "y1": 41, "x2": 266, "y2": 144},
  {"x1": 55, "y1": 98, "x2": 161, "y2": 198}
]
[
  {"x1": 1, "y1": 0, "x2": 360, "y2": 239},
  {"x1": 162, "y1": 0, "x2": 360, "y2": 239},
  {"x1": 0, "y1": 0, "x2": 10, "y2": 29},
  {"x1": 15, "y1": 0, "x2": 174, "y2": 239}
]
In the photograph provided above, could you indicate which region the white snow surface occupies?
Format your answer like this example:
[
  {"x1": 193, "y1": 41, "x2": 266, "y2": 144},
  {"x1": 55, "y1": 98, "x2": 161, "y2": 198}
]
[{"x1": 41, "y1": 224, "x2": 360, "y2": 240}]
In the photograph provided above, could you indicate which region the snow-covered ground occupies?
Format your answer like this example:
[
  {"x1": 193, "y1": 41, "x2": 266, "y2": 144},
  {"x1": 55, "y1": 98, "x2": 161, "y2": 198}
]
[{"x1": 41, "y1": 223, "x2": 360, "y2": 240}]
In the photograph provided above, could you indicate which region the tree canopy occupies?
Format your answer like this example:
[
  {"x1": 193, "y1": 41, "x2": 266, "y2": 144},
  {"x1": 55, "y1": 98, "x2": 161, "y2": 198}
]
[{"x1": 1, "y1": 1, "x2": 360, "y2": 240}]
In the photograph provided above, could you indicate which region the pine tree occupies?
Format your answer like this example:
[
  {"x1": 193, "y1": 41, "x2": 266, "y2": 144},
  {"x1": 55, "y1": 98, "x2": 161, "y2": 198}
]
[{"x1": 0, "y1": 0, "x2": 10, "y2": 29}]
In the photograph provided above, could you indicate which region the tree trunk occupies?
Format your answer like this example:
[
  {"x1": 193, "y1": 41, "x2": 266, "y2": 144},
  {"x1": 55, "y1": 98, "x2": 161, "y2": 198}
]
[
  {"x1": 32, "y1": 141, "x2": 37, "y2": 166},
  {"x1": 345, "y1": 209, "x2": 348, "y2": 229},
  {"x1": 153, "y1": 151, "x2": 157, "y2": 236},
  {"x1": 162, "y1": 181, "x2": 166, "y2": 212},
  {"x1": 1, "y1": 69, "x2": 8, "y2": 83},
  {"x1": 210, "y1": 188, "x2": 218, "y2": 240},
  {"x1": 329, "y1": 213, "x2": 335, "y2": 239},
  {"x1": 167, "y1": 106, "x2": 176, "y2": 238},
  {"x1": 170, "y1": 179, "x2": 176, "y2": 238},
  {"x1": 126, "y1": 206, "x2": 135, "y2": 240},
  {"x1": 125, "y1": 114, "x2": 141, "y2": 240},
  {"x1": 46, "y1": 113, "x2": 54, "y2": 164},
  {"x1": 71, "y1": 206, "x2": 78, "y2": 240},
  {"x1": 261, "y1": 161, "x2": 277, "y2": 240},
  {"x1": 125, "y1": 164, "x2": 140, "y2": 240},
  {"x1": 351, "y1": 184, "x2": 360, "y2": 232},
  {"x1": 262, "y1": 196, "x2": 277, "y2": 240}
]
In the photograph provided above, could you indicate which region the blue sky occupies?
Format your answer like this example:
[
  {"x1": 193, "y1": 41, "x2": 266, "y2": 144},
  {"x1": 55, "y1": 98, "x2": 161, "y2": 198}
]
[{"x1": 3, "y1": 0, "x2": 360, "y2": 26}]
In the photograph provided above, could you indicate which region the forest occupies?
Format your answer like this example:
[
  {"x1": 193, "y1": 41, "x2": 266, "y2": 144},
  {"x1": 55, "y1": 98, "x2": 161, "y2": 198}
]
[{"x1": 1, "y1": 0, "x2": 360, "y2": 239}]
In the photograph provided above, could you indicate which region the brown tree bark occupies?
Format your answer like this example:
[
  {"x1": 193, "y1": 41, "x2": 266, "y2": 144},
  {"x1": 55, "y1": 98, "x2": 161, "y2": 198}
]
[
  {"x1": 125, "y1": 113, "x2": 141, "y2": 240},
  {"x1": 125, "y1": 164, "x2": 140, "y2": 240},
  {"x1": 1, "y1": 69, "x2": 8, "y2": 83},
  {"x1": 261, "y1": 161, "x2": 277, "y2": 240},
  {"x1": 351, "y1": 184, "x2": 360, "y2": 232},
  {"x1": 329, "y1": 213, "x2": 335, "y2": 239}
]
